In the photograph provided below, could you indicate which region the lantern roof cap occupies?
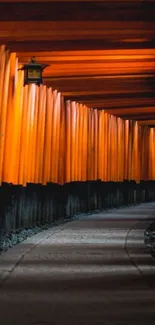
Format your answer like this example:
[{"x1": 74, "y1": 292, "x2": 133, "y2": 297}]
[{"x1": 19, "y1": 56, "x2": 49, "y2": 71}]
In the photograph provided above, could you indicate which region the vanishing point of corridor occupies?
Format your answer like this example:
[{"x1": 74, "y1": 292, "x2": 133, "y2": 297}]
[{"x1": 0, "y1": 203, "x2": 155, "y2": 325}]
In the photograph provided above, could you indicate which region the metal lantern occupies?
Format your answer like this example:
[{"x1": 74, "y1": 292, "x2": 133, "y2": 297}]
[{"x1": 19, "y1": 57, "x2": 49, "y2": 86}]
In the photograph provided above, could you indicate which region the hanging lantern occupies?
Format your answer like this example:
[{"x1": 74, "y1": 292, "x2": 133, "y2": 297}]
[{"x1": 19, "y1": 56, "x2": 49, "y2": 86}]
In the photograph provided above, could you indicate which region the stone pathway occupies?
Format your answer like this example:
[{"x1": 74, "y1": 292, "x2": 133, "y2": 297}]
[{"x1": 0, "y1": 203, "x2": 155, "y2": 325}]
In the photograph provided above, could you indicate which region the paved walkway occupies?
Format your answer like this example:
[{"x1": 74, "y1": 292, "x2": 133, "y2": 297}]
[{"x1": 0, "y1": 203, "x2": 155, "y2": 325}]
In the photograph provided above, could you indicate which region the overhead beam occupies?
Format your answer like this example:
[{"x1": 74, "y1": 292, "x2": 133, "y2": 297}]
[
  {"x1": 61, "y1": 88, "x2": 153, "y2": 96},
  {"x1": 0, "y1": 22, "x2": 154, "y2": 43},
  {"x1": 73, "y1": 98, "x2": 155, "y2": 109},
  {"x1": 68, "y1": 102, "x2": 155, "y2": 110},
  {"x1": 0, "y1": 0, "x2": 155, "y2": 2},
  {"x1": 43, "y1": 75, "x2": 154, "y2": 95},
  {"x1": 0, "y1": 21, "x2": 153, "y2": 29},
  {"x1": 0, "y1": 2, "x2": 154, "y2": 21},
  {"x1": 122, "y1": 115, "x2": 155, "y2": 120},
  {"x1": 43, "y1": 66, "x2": 154, "y2": 77},
  {"x1": 43, "y1": 74, "x2": 154, "y2": 88},
  {"x1": 7, "y1": 40, "x2": 155, "y2": 52},
  {"x1": 64, "y1": 91, "x2": 155, "y2": 100},
  {"x1": 16, "y1": 49, "x2": 155, "y2": 57},
  {"x1": 138, "y1": 120, "x2": 155, "y2": 125},
  {"x1": 0, "y1": 0, "x2": 154, "y2": 2},
  {"x1": 107, "y1": 107, "x2": 155, "y2": 116}
]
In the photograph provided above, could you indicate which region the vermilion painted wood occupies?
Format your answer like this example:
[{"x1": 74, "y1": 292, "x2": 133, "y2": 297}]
[{"x1": 0, "y1": 45, "x2": 155, "y2": 184}]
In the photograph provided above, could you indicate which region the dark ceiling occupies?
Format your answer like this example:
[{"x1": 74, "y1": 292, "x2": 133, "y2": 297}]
[{"x1": 1, "y1": 0, "x2": 155, "y2": 125}]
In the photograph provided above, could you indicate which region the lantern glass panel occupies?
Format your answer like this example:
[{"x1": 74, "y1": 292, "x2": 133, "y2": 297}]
[{"x1": 28, "y1": 69, "x2": 41, "y2": 79}]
